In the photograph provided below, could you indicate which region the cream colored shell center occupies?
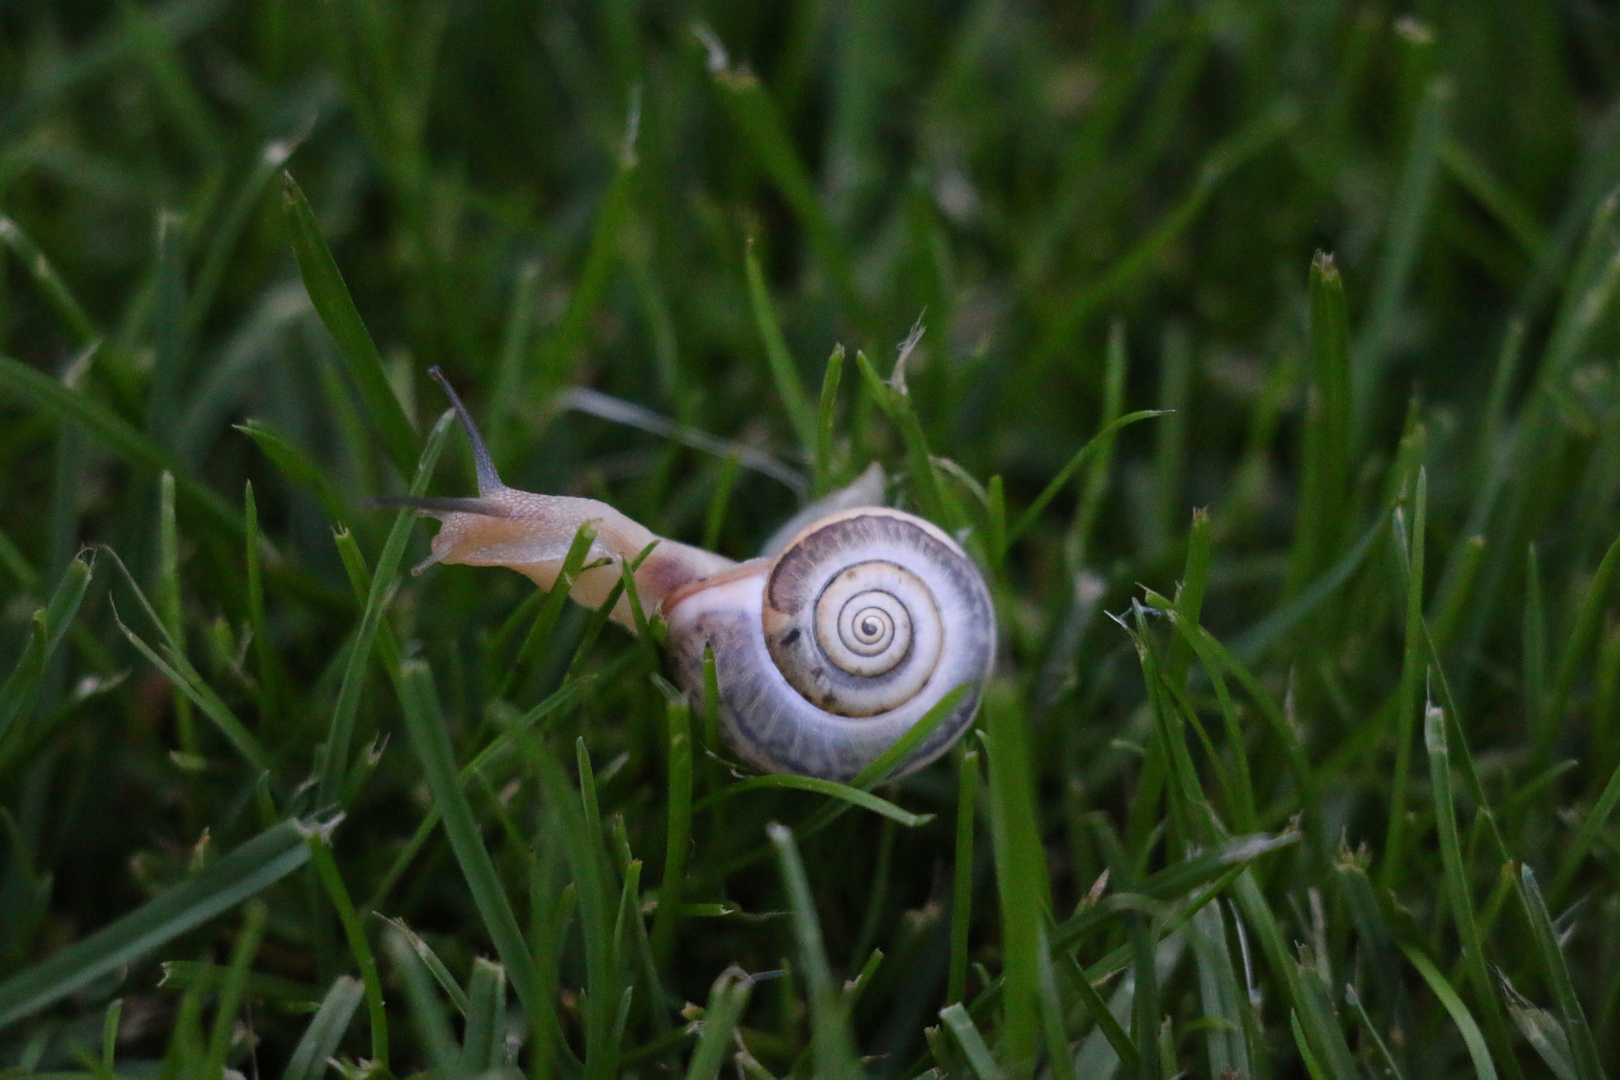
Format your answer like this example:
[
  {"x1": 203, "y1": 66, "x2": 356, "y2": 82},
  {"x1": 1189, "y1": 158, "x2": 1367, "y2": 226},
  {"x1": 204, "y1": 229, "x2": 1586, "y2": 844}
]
[{"x1": 775, "y1": 559, "x2": 943, "y2": 716}]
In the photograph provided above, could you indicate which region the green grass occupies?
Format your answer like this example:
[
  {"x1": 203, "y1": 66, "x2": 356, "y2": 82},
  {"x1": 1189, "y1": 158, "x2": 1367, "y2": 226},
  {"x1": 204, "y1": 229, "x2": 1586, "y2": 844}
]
[{"x1": 2, "y1": 2, "x2": 1620, "y2": 1078}]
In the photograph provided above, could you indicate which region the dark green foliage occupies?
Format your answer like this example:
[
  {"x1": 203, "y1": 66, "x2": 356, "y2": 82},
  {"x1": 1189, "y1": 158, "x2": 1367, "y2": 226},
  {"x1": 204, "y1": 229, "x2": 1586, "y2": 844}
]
[{"x1": 2, "y1": 2, "x2": 1620, "y2": 1077}]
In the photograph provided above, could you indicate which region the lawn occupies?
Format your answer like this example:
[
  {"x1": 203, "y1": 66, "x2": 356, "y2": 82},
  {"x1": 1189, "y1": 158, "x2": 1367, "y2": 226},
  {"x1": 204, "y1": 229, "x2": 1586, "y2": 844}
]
[{"x1": 2, "y1": 2, "x2": 1619, "y2": 1078}]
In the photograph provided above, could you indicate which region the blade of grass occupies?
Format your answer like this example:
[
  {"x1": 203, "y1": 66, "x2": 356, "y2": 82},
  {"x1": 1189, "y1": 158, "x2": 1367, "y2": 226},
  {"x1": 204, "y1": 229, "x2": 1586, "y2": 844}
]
[
  {"x1": 684, "y1": 967, "x2": 753, "y2": 1080},
  {"x1": 106, "y1": 550, "x2": 272, "y2": 773},
  {"x1": 155, "y1": 471, "x2": 197, "y2": 759},
  {"x1": 201, "y1": 900, "x2": 267, "y2": 1079},
  {"x1": 1004, "y1": 409, "x2": 1167, "y2": 552},
  {"x1": 1067, "y1": 321, "x2": 1128, "y2": 573},
  {"x1": 1401, "y1": 945, "x2": 1499, "y2": 1080},
  {"x1": 280, "y1": 977, "x2": 364, "y2": 1080},
  {"x1": 0, "y1": 553, "x2": 91, "y2": 755},
  {"x1": 695, "y1": 774, "x2": 934, "y2": 827},
  {"x1": 1288, "y1": 252, "x2": 1353, "y2": 597},
  {"x1": 744, "y1": 238, "x2": 817, "y2": 455},
  {"x1": 384, "y1": 926, "x2": 459, "y2": 1077},
  {"x1": 236, "y1": 420, "x2": 350, "y2": 526},
  {"x1": 1423, "y1": 700, "x2": 1518, "y2": 1071},
  {"x1": 767, "y1": 822, "x2": 862, "y2": 1080},
  {"x1": 1383, "y1": 468, "x2": 1428, "y2": 889},
  {"x1": 815, "y1": 345, "x2": 846, "y2": 496},
  {"x1": 282, "y1": 171, "x2": 418, "y2": 476},
  {"x1": 317, "y1": 408, "x2": 453, "y2": 805},
  {"x1": 1513, "y1": 866, "x2": 1604, "y2": 1080},
  {"x1": 981, "y1": 686, "x2": 1050, "y2": 1078},
  {"x1": 0, "y1": 355, "x2": 242, "y2": 535},
  {"x1": 1496, "y1": 967, "x2": 1580, "y2": 1080},
  {"x1": 852, "y1": 347, "x2": 952, "y2": 528},
  {"x1": 398, "y1": 659, "x2": 539, "y2": 1014},
  {"x1": 1544, "y1": 529, "x2": 1620, "y2": 760},
  {"x1": 1035, "y1": 923, "x2": 1079, "y2": 1080},
  {"x1": 304, "y1": 823, "x2": 388, "y2": 1068},
  {"x1": 938, "y1": 1002, "x2": 1004, "y2": 1080},
  {"x1": 0, "y1": 819, "x2": 312, "y2": 1028},
  {"x1": 947, "y1": 748, "x2": 979, "y2": 1006},
  {"x1": 459, "y1": 957, "x2": 507, "y2": 1074},
  {"x1": 0, "y1": 217, "x2": 98, "y2": 345}
]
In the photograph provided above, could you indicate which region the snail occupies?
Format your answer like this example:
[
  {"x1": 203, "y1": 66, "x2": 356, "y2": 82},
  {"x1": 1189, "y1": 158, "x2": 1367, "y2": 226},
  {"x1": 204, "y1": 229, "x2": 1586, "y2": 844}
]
[{"x1": 386, "y1": 368, "x2": 995, "y2": 781}]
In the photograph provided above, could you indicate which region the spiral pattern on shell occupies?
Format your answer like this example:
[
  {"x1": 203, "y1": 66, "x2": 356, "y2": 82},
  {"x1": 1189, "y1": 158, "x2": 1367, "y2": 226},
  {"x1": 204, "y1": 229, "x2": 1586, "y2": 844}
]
[{"x1": 663, "y1": 507, "x2": 996, "y2": 780}]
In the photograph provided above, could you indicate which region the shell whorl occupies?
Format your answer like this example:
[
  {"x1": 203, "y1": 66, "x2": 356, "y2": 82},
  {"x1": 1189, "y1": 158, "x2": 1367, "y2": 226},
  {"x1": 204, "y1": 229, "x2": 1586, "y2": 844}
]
[{"x1": 664, "y1": 507, "x2": 996, "y2": 781}]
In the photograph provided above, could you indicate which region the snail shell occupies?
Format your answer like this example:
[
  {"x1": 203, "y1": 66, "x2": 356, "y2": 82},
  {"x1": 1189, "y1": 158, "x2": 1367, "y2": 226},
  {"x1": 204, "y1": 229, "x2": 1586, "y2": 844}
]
[
  {"x1": 390, "y1": 369, "x2": 996, "y2": 781},
  {"x1": 663, "y1": 507, "x2": 995, "y2": 780}
]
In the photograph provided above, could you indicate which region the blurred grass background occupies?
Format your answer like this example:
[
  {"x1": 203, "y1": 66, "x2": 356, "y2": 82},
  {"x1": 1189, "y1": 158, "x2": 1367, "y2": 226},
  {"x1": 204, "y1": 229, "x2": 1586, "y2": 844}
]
[{"x1": 3, "y1": 0, "x2": 1620, "y2": 1077}]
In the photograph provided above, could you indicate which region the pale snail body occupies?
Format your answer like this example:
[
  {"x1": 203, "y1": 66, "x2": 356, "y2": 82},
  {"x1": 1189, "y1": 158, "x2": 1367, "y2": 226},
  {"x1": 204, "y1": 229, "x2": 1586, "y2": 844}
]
[{"x1": 395, "y1": 369, "x2": 995, "y2": 781}]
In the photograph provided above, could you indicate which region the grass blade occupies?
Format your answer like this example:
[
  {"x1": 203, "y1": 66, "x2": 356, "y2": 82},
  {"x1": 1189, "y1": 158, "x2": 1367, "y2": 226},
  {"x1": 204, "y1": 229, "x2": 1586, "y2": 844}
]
[
  {"x1": 459, "y1": 957, "x2": 508, "y2": 1074},
  {"x1": 947, "y1": 748, "x2": 979, "y2": 1006},
  {"x1": 0, "y1": 819, "x2": 312, "y2": 1029},
  {"x1": 981, "y1": 688, "x2": 1050, "y2": 1078},
  {"x1": 304, "y1": 824, "x2": 389, "y2": 1068},
  {"x1": 1424, "y1": 701, "x2": 1516, "y2": 1069},
  {"x1": 1513, "y1": 866, "x2": 1604, "y2": 1080},
  {"x1": 1401, "y1": 945, "x2": 1499, "y2": 1080},
  {"x1": 0, "y1": 355, "x2": 242, "y2": 536},
  {"x1": 1383, "y1": 468, "x2": 1428, "y2": 887},
  {"x1": 938, "y1": 1002, "x2": 1004, "y2": 1080},
  {"x1": 1004, "y1": 409, "x2": 1167, "y2": 552},
  {"x1": 685, "y1": 967, "x2": 753, "y2": 1080},
  {"x1": 744, "y1": 237, "x2": 817, "y2": 455},
  {"x1": 652, "y1": 692, "x2": 693, "y2": 969},
  {"x1": 282, "y1": 171, "x2": 418, "y2": 477},
  {"x1": 280, "y1": 976, "x2": 364, "y2": 1080},
  {"x1": 397, "y1": 659, "x2": 540, "y2": 1014},
  {"x1": 317, "y1": 408, "x2": 453, "y2": 804},
  {"x1": 767, "y1": 822, "x2": 862, "y2": 1080},
  {"x1": 695, "y1": 774, "x2": 934, "y2": 828},
  {"x1": 0, "y1": 553, "x2": 91, "y2": 754}
]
